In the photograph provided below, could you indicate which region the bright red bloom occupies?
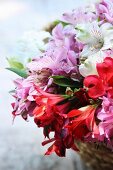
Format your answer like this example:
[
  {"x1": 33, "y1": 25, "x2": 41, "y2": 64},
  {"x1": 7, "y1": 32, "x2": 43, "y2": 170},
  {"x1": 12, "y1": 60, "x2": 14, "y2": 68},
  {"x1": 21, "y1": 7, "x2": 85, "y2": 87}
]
[
  {"x1": 33, "y1": 87, "x2": 69, "y2": 131},
  {"x1": 34, "y1": 86, "x2": 65, "y2": 105},
  {"x1": 42, "y1": 129, "x2": 79, "y2": 157},
  {"x1": 97, "y1": 57, "x2": 113, "y2": 83},
  {"x1": 66, "y1": 105, "x2": 98, "y2": 140},
  {"x1": 33, "y1": 86, "x2": 74, "y2": 156},
  {"x1": 33, "y1": 89, "x2": 69, "y2": 127},
  {"x1": 32, "y1": 86, "x2": 97, "y2": 156},
  {"x1": 44, "y1": 136, "x2": 79, "y2": 157},
  {"x1": 84, "y1": 57, "x2": 113, "y2": 99},
  {"x1": 44, "y1": 139, "x2": 66, "y2": 157},
  {"x1": 33, "y1": 86, "x2": 83, "y2": 156},
  {"x1": 84, "y1": 75, "x2": 105, "y2": 99}
]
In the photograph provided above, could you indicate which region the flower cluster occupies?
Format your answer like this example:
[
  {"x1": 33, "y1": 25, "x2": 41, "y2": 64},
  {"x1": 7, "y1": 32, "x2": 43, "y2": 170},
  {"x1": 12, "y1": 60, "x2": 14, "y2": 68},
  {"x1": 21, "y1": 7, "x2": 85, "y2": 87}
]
[{"x1": 8, "y1": 0, "x2": 113, "y2": 156}]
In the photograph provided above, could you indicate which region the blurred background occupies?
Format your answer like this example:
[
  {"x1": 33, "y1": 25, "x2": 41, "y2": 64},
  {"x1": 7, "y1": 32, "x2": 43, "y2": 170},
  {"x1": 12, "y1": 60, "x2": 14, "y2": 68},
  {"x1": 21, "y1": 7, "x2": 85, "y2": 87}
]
[{"x1": 0, "y1": 0, "x2": 98, "y2": 170}]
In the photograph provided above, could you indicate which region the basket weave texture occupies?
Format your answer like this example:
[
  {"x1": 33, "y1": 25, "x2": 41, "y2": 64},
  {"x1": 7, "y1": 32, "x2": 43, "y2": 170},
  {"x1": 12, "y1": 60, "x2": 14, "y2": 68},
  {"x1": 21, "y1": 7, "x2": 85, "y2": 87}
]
[{"x1": 77, "y1": 142, "x2": 113, "y2": 170}]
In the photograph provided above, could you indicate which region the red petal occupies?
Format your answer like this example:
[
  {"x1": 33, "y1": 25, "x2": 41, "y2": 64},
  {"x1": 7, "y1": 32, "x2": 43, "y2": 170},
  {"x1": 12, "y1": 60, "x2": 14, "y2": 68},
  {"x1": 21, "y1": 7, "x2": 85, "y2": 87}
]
[
  {"x1": 85, "y1": 108, "x2": 96, "y2": 131},
  {"x1": 71, "y1": 144, "x2": 79, "y2": 151},
  {"x1": 42, "y1": 138, "x2": 55, "y2": 146},
  {"x1": 97, "y1": 57, "x2": 113, "y2": 83},
  {"x1": 11, "y1": 103, "x2": 15, "y2": 109},
  {"x1": 108, "y1": 88, "x2": 113, "y2": 98},
  {"x1": 45, "y1": 144, "x2": 56, "y2": 156},
  {"x1": 35, "y1": 85, "x2": 64, "y2": 100},
  {"x1": 33, "y1": 106, "x2": 45, "y2": 117},
  {"x1": 84, "y1": 75, "x2": 105, "y2": 98},
  {"x1": 67, "y1": 109, "x2": 82, "y2": 118},
  {"x1": 45, "y1": 142, "x2": 66, "y2": 157}
]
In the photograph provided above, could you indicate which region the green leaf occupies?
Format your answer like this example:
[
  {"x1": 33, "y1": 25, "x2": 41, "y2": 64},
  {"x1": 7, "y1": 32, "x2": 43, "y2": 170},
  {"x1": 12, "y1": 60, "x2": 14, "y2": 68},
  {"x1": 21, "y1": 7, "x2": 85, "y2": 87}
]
[
  {"x1": 50, "y1": 75, "x2": 65, "y2": 79},
  {"x1": 6, "y1": 67, "x2": 28, "y2": 78},
  {"x1": 52, "y1": 75, "x2": 82, "y2": 88},
  {"x1": 53, "y1": 20, "x2": 69, "y2": 27},
  {"x1": 7, "y1": 57, "x2": 24, "y2": 70},
  {"x1": 9, "y1": 89, "x2": 16, "y2": 94}
]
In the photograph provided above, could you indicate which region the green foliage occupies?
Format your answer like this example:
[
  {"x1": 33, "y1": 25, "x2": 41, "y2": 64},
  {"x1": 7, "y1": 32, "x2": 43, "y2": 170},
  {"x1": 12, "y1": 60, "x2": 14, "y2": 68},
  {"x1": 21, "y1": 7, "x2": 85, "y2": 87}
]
[
  {"x1": 7, "y1": 57, "x2": 28, "y2": 77},
  {"x1": 7, "y1": 57, "x2": 24, "y2": 70},
  {"x1": 53, "y1": 20, "x2": 69, "y2": 27},
  {"x1": 51, "y1": 75, "x2": 82, "y2": 88},
  {"x1": 6, "y1": 67, "x2": 27, "y2": 78}
]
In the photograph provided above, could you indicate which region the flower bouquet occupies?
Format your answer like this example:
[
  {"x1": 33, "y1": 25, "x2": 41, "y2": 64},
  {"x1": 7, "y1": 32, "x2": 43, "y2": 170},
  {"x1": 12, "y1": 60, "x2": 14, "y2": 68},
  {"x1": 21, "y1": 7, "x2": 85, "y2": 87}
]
[{"x1": 7, "y1": 0, "x2": 113, "y2": 169}]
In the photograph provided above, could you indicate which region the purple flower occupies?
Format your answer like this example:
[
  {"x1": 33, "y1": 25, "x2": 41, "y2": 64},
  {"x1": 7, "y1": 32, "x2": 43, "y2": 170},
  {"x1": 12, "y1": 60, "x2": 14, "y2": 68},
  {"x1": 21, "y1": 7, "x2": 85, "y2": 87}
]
[
  {"x1": 27, "y1": 24, "x2": 82, "y2": 78},
  {"x1": 12, "y1": 76, "x2": 38, "y2": 120},
  {"x1": 96, "y1": 0, "x2": 113, "y2": 24},
  {"x1": 61, "y1": 8, "x2": 96, "y2": 25},
  {"x1": 27, "y1": 49, "x2": 77, "y2": 75},
  {"x1": 51, "y1": 23, "x2": 76, "y2": 50}
]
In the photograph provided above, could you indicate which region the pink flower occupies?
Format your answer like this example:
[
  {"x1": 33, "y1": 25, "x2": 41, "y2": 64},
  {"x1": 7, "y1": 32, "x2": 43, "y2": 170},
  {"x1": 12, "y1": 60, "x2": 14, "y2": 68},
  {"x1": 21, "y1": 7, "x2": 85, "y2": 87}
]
[
  {"x1": 96, "y1": 0, "x2": 113, "y2": 24},
  {"x1": 97, "y1": 96, "x2": 113, "y2": 149},
  {"x1": 12, "y1": 76, "x2": 37, "y2": 120},
  {"x1": 27, "y1": 24, "x2": 81, "y2": 77},
  {"x1": 62, "y1": 8, "x2": 95, "y2": 25}
]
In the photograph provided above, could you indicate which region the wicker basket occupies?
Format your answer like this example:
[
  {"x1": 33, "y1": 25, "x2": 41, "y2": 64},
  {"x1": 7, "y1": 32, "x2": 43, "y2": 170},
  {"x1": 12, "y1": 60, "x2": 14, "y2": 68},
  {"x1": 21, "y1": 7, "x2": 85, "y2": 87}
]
[{"x1": 77, "y1": 142, "x2": 113, "y2": 170}]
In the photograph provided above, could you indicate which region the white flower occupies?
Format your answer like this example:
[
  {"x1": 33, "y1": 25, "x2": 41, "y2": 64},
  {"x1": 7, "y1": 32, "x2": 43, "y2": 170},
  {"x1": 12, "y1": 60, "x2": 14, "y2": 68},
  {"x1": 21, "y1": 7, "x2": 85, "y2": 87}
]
[
  {"x1": 79, "y1": 51, "x2": 105, "y2": 77},
  {"x1": 76, "y1": 21, "x2": 113, "y2": 58}
]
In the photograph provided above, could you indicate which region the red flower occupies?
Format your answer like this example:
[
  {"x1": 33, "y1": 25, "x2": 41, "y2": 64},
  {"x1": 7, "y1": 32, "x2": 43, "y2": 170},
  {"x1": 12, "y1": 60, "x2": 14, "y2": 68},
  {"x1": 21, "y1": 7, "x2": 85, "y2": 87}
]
[
  {"x1": 97, "y1": 57, "x2": 113, "y2": 83},
  {"x1": 44, "y1": 138, "x2": 79, "y2": 157},
  {"x1": 33, "y1": 95, "x2": 68, "y2": 129},
  {"x1": 42, "y1": 131, "x2": 78, "y2": 157},
  {"x1": 66, "y1": 105, "x2": 98, "y2": 140},
  {"x1": 84, "y1": 75, "x2": 105, "y2": 99},
  {"x1": 33, "y1": 86, "x2": 80, "y2": 156},
  {"x1": 32, "y1": 87, "x2": 98, "y2": 156},
  {"x1": 84, "y1": 57, "x2": 113, "y2": 99},
  {"x1": 33, "y1": 86, "x2": 66, "y2": 124}
]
